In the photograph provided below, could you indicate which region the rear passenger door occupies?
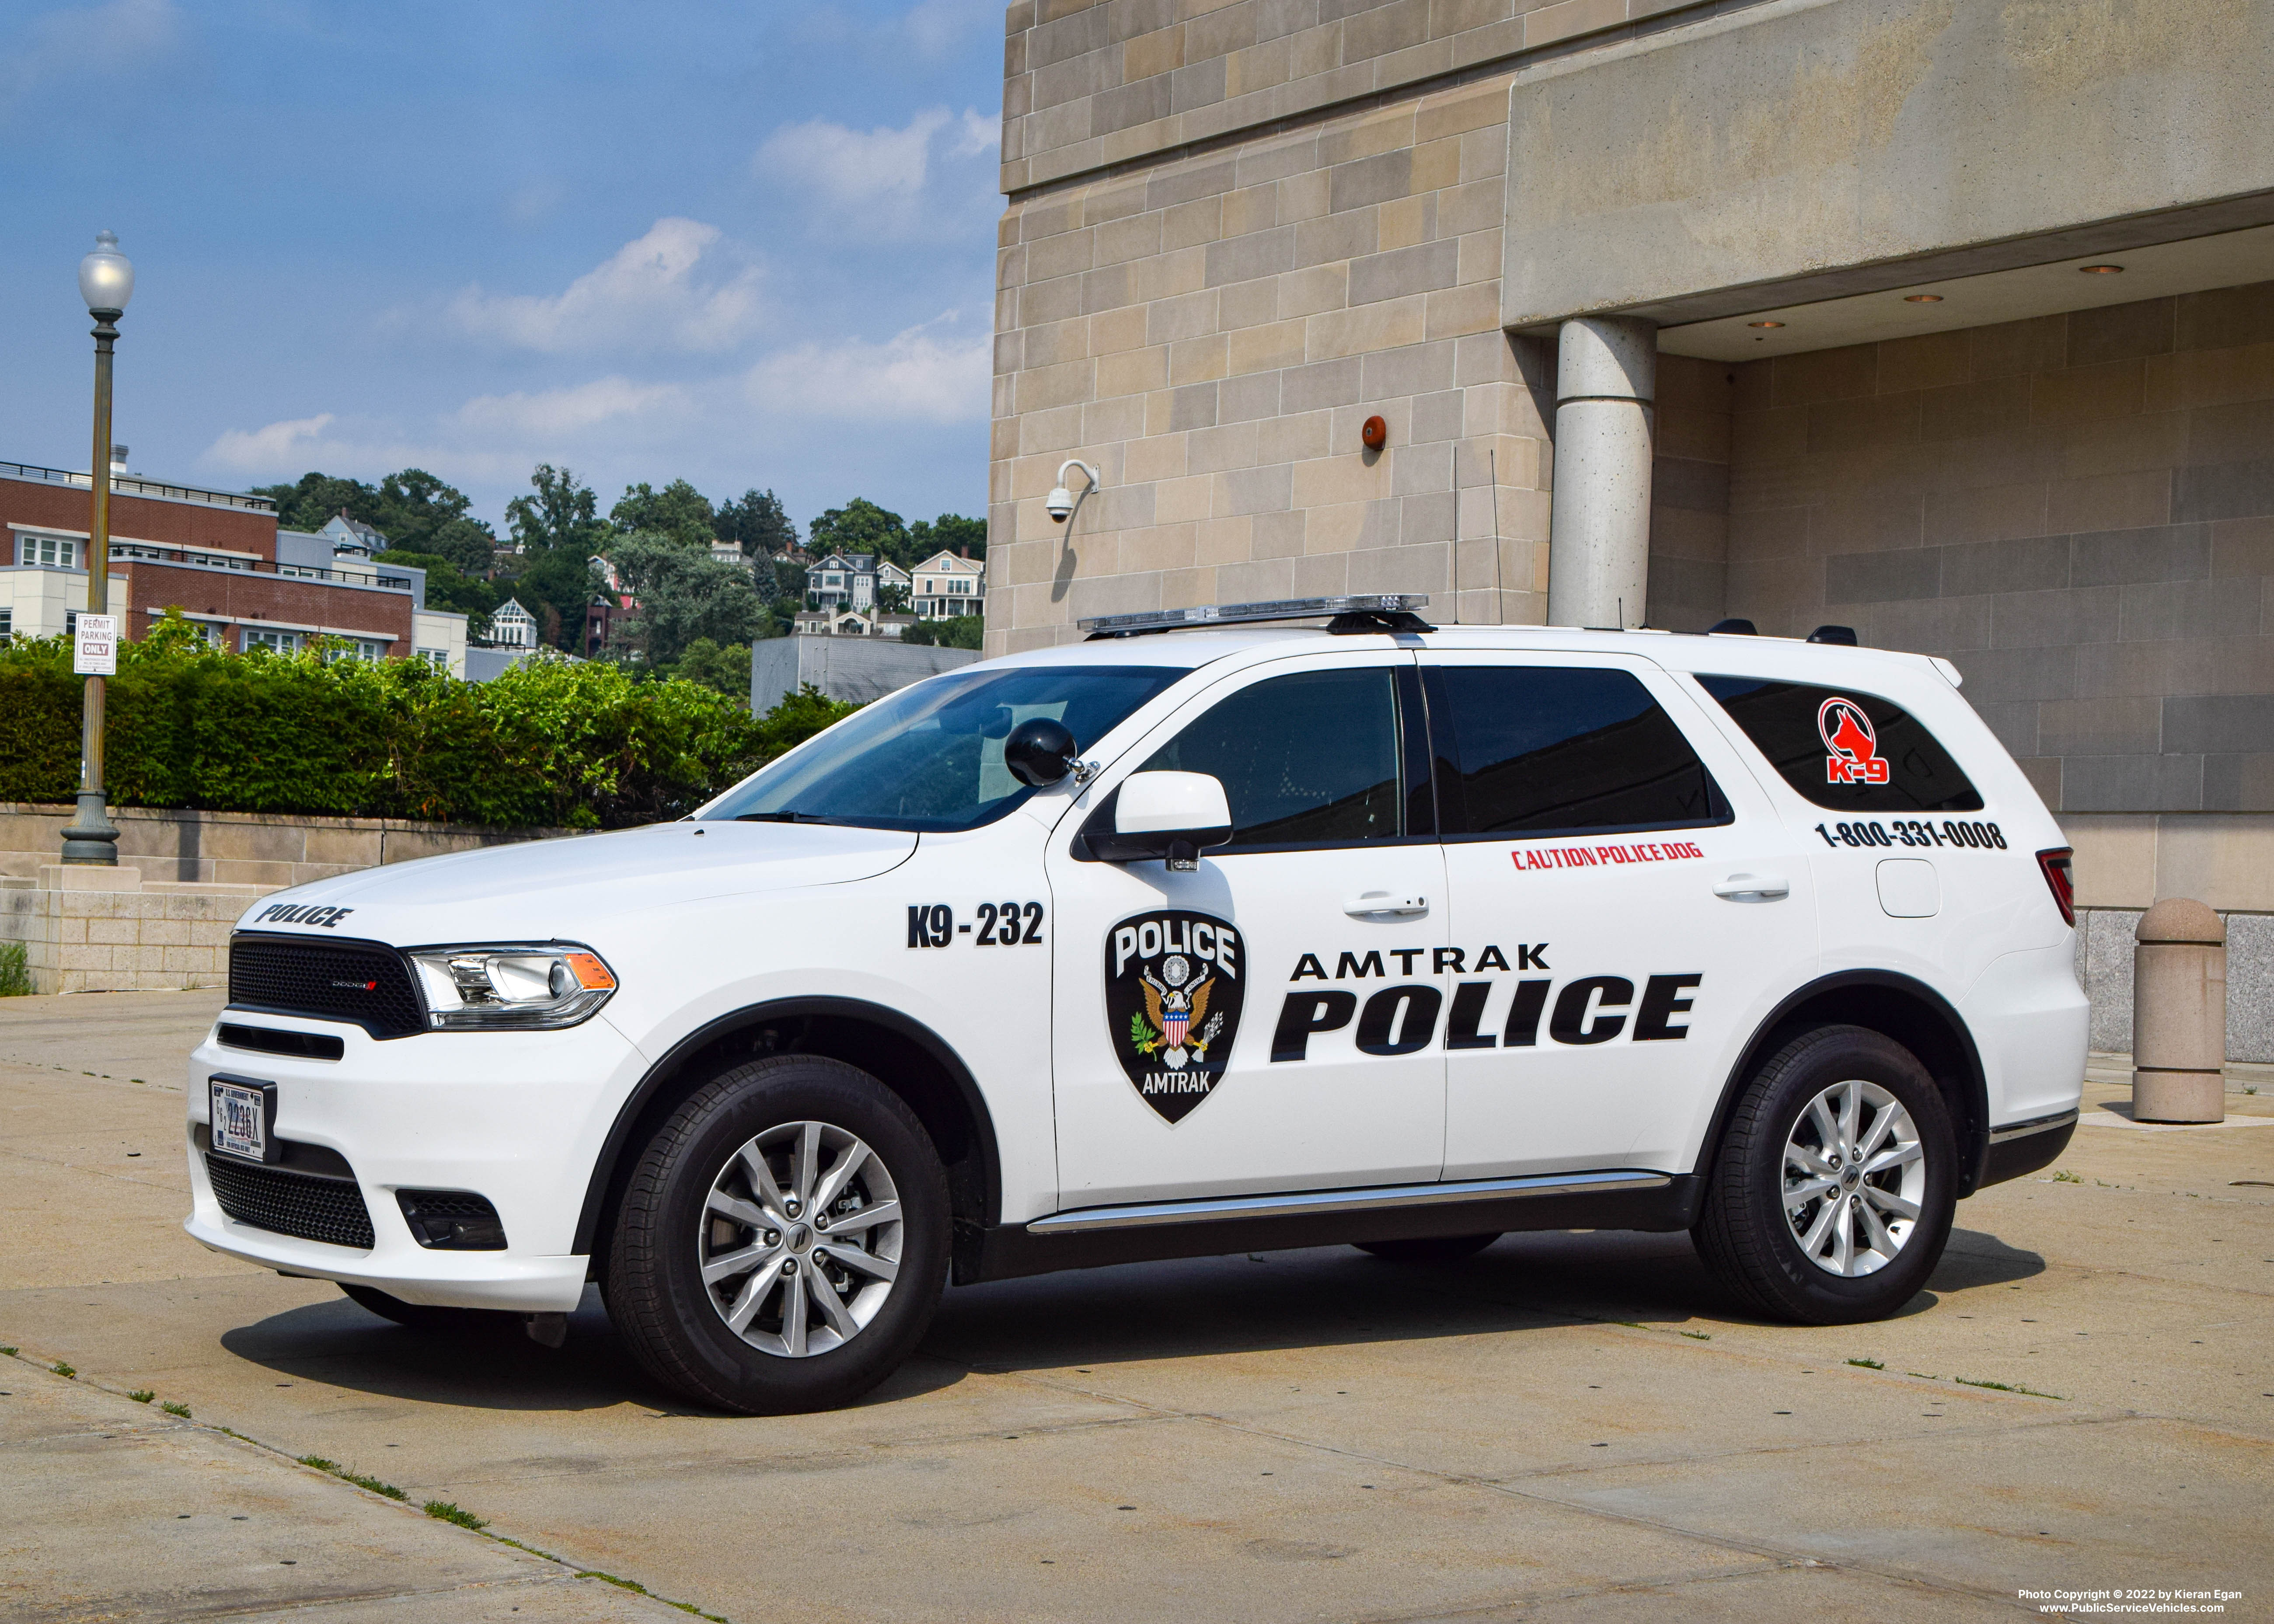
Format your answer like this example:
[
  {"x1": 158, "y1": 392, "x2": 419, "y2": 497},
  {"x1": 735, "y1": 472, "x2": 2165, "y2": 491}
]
[{"x1": 1420, "y1": 653, "x2": 1820, "y2": 1178}]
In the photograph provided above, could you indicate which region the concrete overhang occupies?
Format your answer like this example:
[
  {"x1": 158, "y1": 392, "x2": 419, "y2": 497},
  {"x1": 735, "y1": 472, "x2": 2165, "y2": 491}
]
[
  {"x1": 1501, "y1": 0, "x2": 2274, "y2": 338},
  {"x1": 1660, "y1": 221, "x2": 2274, "y2": 360}
]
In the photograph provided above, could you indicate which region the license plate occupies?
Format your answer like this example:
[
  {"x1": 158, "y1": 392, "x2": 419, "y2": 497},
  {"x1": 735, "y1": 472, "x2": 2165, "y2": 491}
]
[{"x1": 209, "y1": 1078, "x2": 272, "y2": 1162}]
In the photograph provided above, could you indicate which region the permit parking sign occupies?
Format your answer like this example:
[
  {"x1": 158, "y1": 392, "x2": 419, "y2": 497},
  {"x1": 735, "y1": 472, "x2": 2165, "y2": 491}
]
[{"x1": 73, "y1": 613, "x2": 118, "y2": 676}]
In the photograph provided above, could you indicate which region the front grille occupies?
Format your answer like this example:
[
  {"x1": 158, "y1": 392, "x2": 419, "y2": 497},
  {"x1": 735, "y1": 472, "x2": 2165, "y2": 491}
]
[
  {"x1": 206, "y1": 1153, "x2": 377, "y2": 1249},
  {"x1": 218, "y1": 1023, "x2": 346, "y2": 1061},
  {"x1": 229, "y1": 934, "x2": 425, "y2": 1038}
]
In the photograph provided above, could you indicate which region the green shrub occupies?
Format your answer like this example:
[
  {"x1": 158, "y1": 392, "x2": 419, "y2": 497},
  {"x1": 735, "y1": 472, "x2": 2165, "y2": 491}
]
[
  {"x1": 0, "y1": 614, "x2": 852, "y2": 830},
  {"x1": 0, "y1": 942, "x2": 29, "y2": 997}
]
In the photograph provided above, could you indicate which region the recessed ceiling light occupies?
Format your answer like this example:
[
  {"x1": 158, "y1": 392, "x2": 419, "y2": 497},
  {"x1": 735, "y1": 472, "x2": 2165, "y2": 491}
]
[
  {"x1": 1904, "y1": 293, "x2": 1943, "y2": 303},
  {"x1": 2080, "y1": 264, "x2": 2124, "y2": 274},
  {"x1": 1747, "y1": 320, "x2": 1785, "y2": 329}
]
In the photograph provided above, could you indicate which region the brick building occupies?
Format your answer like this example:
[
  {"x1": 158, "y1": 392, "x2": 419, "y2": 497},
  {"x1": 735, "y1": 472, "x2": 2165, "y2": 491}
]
[
  {"x1": 987, "y1": 0, "x2": 2274, "y2": 1053},
  {"x1": 0, "y1": 459, "x2": 467, "y2": 675}
]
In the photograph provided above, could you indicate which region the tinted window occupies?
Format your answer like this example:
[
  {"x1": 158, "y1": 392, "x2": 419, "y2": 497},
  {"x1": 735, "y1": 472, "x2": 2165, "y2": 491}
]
[
  {"x1": 1432, "y1": 666, "x2": 1726, "y2": 837},
  {"x1": 1141, "y1": 667, "x2": 1405, "y2": 847},
  {"x1": 1696, "y1": 675, "x2": 1982, "y2": 813},
  {"x1": 703, "y1": 665, "x2": 1181, "y2": 832}
]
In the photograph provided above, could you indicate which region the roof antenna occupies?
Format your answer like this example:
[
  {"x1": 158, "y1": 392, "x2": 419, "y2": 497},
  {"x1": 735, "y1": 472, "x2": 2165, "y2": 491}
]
[{"x1": 1618, "y1": 595, "x2": 1625, "y2": 630}]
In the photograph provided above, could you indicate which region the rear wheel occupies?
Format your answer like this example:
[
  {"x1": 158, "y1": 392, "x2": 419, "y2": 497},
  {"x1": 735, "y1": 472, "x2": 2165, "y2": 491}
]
[
  {"x1": 1692, "y1": 1025, "x2": 1956, "y2": 1324},
  {"x1": 606, "y1": 1056, "x2": 950, "y2": 1415},
  {"x1": 1352, "y1": 1233, "x2": 1500, "y2": 1263}
]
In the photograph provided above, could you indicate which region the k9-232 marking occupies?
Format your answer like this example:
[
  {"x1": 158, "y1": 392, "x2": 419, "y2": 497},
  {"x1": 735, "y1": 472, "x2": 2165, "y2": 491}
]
[
  {"x1": 906, "y1": 902, "x2": 1045, "y2": 948},
  {"x1": 1813, "y1": 818, "x2": 2005, "y2": 851}
]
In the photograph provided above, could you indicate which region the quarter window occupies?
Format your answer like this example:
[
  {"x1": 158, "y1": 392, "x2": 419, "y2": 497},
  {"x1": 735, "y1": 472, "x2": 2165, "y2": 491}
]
[
  {"x1": 1696, "y1": 675, "x2": 1983, "y2": 813},
  {"x1": 1430, "y1": 666, "x2": 1727, "y2": 838},
  {"x1": 1140, "y1": 667, "x2": 1407, "y2": 848}
]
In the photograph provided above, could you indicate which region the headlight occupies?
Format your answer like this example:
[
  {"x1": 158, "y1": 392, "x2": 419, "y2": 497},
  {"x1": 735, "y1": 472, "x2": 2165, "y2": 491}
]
[{"x1": 405, "y1": 944, "x2": 617, "y2": 1031}]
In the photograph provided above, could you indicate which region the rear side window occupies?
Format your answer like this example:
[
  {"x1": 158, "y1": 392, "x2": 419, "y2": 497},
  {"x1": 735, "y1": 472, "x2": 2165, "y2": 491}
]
[
  {"x1": 1696, "y1": 676, "x2": 1983, "y2": 812},
  {"x1": 1429, "y1": 665, "x2": 1727, "y2": 839},
  {"x1": 1140, "y1": 667, "x2": 1406, "y2": 848}
]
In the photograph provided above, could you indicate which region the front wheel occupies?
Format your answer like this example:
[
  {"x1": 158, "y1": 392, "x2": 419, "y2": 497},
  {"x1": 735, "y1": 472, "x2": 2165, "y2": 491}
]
[
  {"x1": 606, "y1": 1056, "x2": 951, "y2": 1415},
  {"x1": 1692, "y1": 1025, "x2": 1956, "y2": 1324}
]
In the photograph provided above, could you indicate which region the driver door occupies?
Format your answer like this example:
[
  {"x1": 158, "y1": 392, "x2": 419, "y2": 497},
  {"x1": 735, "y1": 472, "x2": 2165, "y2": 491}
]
[{"x1": 1046, "y1": 651, "x2": 1449, "y2": 1209}]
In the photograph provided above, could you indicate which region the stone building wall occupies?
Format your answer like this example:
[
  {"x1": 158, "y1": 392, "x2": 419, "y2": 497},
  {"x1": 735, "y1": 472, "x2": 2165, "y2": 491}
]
[
  {"x1": 989, "y1": 72, "x2": 1559, "y2": 649},
  {"x1": 1714, "y1": 283, "x2": 2274, "y2": 819}
]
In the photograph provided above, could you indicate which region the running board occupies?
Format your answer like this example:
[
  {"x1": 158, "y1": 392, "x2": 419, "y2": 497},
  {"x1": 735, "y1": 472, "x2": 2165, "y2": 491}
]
[{"x1": 1026, "y1": 1170, "x2": 1673, "y2": 1235}]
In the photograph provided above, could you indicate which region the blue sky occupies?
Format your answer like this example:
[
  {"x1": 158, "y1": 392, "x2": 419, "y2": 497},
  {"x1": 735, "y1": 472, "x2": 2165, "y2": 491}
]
[{"x1": 0, "y1": 0, "x2": 1003, "y2": 538}]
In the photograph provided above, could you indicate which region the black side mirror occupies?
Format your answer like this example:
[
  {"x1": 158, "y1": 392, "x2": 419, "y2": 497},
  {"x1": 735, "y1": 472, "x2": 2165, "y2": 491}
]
[{"x1": 1003, "y1": 718, "x2": 1078, "y2": 787}]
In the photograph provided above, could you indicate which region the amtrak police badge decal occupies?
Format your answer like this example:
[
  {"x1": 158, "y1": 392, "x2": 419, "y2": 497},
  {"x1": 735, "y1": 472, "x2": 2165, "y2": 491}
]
[{"x1": 1105, "y1": 911, "x2": 1245, "y2": 1123}]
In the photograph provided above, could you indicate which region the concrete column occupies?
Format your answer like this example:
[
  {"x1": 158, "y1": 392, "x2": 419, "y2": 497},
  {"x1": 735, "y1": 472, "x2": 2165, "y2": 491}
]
[
  {"x1": 1546, "y1": 317, "x2": 1657, "y2": 629},
  {"x1": 2132, "y1": 899, "x2": 2226, "y2": 1123}
]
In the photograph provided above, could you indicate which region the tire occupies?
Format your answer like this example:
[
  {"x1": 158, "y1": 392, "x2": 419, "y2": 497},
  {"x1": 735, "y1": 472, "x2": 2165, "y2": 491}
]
[
  {"x1": 1693, "y1": 1024, "x2": 1957, "y2": 1325},
  {"x1": 605, "y1": 1055, "x2": 951, "y2": 1415},
  {"x1": 1352, "y1": 1233, "x2": 1500, "y2": 1263},
  {"x1": 338, "y1": 1282, "x2": 518, "y2": 1334}
]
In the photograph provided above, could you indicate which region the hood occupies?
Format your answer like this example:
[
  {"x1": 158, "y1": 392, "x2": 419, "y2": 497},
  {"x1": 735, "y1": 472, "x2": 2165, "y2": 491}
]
[{"x1": 236, "y1": 821, "x2": 917, "y2": 944}]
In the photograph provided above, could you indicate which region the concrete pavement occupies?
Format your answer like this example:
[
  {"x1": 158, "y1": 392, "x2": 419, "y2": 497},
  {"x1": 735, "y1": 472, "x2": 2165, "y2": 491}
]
[{"x1": 1, "y1": 990, "x2": 2269, "y2": 1622}]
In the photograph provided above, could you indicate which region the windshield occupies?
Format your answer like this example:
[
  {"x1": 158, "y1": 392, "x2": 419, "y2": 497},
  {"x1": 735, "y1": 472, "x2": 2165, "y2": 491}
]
[{"x1": 701, "y1": 665, "x2": 1183, "y2": 832}]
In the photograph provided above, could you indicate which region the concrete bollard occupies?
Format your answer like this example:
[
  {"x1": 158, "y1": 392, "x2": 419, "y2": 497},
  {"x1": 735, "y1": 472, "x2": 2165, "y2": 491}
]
[{"x1": 2132, "y1": 899, "x2": 2226, "y2": 1123}]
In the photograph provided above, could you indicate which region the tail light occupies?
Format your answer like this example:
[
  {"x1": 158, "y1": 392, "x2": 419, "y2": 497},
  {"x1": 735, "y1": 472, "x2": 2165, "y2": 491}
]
[{"x1": 2036, "y1": 847, "x2": 2075, "y2": 927}]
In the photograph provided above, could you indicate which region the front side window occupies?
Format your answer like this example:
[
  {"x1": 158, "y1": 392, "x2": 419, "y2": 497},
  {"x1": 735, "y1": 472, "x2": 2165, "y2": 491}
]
[
  {"x1": 1697, "y1": 675, "x2": 1982, "y2": 813},
  {"x1": 1430, "y1": 665, "x2": 1726, "y2": 839},
  {"x1": 1140, "y1": 666, "x2": 1407, "y2": 849},
  {"x1": 703, "y1": 665, "x2": 1182, "y2": 833}
]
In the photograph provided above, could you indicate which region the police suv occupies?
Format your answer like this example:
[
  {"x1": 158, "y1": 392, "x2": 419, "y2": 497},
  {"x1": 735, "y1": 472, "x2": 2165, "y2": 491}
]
[{"x1": 188, "y1": 595, "x2": 2086, "y2": 1413}]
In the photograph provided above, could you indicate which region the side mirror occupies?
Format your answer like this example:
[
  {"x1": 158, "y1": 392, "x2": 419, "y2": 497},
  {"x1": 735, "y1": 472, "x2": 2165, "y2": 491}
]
[
  {"x1": 1090, "y1": 771, "x2": 1233, "y2": 871},
  {"x1": 1004, "y1": 717, "x2": 1078, "y2": 786}
]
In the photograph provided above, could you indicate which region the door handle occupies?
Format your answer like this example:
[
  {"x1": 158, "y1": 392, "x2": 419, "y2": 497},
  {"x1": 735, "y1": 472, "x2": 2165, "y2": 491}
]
[
  {"x1": 1345, "y1": 891, "x2": 1429, "y2": 917},
  {"x1": 1713, "y1": 872, "x2": 1790, "y2": 902}
]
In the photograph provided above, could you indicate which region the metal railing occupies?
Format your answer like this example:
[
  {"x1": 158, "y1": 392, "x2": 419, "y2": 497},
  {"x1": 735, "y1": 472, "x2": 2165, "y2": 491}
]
[
  {"x1": 101, "y1": 541, "x2": 412, "y2": 592},
  {"x1": 0, "y1": 459, "x2": 277, "y2": 513}
]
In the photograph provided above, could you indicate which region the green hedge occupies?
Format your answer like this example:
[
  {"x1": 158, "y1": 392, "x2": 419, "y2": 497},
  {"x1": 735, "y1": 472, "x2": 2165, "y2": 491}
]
[{"x1": 0, "y1": 613, "x2": 855, "y2": 829}]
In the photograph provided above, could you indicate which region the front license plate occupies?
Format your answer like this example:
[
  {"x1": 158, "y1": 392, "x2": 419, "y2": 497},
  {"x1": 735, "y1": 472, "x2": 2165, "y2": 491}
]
[{"x1": 209, "y1": 1078, "x2": 271, "y2": 1162}]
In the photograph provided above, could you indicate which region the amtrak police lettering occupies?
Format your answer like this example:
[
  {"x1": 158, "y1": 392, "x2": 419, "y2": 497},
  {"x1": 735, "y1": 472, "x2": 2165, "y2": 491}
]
[{"x1": 1268, "y1": 944, "x2": 1701, "y2": 1062}]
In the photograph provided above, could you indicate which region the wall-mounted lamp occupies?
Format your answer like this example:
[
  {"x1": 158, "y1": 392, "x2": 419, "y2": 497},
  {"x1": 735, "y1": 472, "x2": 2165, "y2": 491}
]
[{"x1": 1047, "y1": 459, "x2": 1099, "y2": 524}]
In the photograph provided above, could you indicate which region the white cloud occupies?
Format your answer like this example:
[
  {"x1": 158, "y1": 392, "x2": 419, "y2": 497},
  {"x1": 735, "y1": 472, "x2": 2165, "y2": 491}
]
[
  {"x1": 900, "y1": 0, "x2": 998, "y2": 56},
  {"x1": 755, "y1": 106, "x2": 1001, "y2": 238},
  {"x1": 456, "y1": 377, "x2": 686, "y2": 435},
  {"x1": 758, "y1": 109, "x2": 952, "y2": 204},
  {"x1": 747, "y1": 316, "x2": 989, "y2": 425},
  {"x1": 203, "y1": 413, "x2": 335, "y2": 474},
  {"x1": 1, "y1": 0, "x2": 179, "y2": 117},
  {"x1": 444, "y1": 218, "x2": 764, "y2": 355}
]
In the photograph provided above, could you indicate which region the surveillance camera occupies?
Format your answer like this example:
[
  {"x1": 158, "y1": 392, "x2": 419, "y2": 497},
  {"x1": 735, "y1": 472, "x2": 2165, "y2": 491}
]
[
  {"x1": 1046, "y1": 460, "x2": 1098, "y2": 525},
  {"x1": 1046, "y1": 485, "x2": 1074, "y2": 522}
]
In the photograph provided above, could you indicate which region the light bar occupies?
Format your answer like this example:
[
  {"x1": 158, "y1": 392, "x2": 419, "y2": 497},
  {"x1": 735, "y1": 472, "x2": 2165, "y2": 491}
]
[{"x1": 1078, "y1": 594, "x2": 1430, "y2": 636}]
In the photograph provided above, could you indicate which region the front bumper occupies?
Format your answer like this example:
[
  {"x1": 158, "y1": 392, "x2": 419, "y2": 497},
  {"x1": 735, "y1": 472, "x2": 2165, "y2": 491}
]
[{"x1": 184, "y1": 1010, "x2": 646, "y2": 1312}]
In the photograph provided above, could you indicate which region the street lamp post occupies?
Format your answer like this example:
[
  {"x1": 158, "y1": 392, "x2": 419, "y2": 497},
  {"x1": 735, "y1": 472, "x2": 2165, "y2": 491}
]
[{"x1": 59, "y1": 231, "x2": 134, "y2": 867}]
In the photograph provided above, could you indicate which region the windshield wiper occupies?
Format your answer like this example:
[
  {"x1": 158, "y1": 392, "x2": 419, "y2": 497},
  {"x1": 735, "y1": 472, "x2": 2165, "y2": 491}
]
[{"x1": 735, "y1": 810, "x2": 839, "y2": 823}]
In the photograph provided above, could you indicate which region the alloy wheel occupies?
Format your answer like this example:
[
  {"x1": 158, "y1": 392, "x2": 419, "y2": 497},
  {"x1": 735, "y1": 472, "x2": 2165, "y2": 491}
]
[
  {"x1": 1781, "y1": 1079, "x2": 1925, "y2": 1278},
  {"x1": 698, "y1": 1119, "x2": 903, "y2": 1357}
]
